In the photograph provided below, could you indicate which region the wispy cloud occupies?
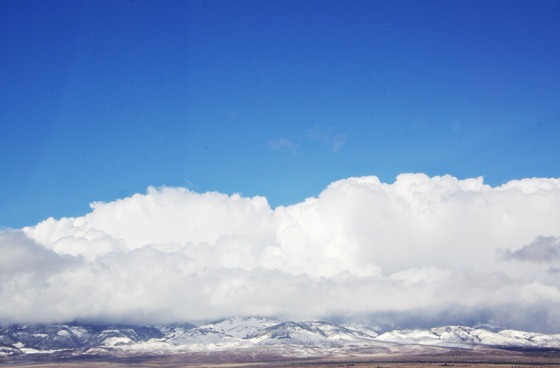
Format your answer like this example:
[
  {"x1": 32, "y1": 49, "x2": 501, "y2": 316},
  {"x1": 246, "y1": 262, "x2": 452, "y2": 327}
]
[
  {"x1": 267, "y1": 138, "x2": 300, "y2": 154},
  {"x1": 307, "y1": 125, "x2": 347, "y2": 152},
  {"x1": 2, "y1": 174, "x2": 560, "y2": 331}
]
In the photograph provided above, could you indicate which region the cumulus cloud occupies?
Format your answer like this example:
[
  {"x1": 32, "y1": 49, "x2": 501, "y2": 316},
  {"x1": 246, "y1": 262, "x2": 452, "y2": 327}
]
[
  {"x1": 499, "y1": 236, "x2": 560, "y2": 274},
  {"x1": 0, "y1": 230, "x2": 65, "y2": 275},
  {"x1": 2, "y1": 174, "x2": 560, "y2": 332},
  {"x1": 500, "y1": 236, "x2": 560, "y2": 263}
]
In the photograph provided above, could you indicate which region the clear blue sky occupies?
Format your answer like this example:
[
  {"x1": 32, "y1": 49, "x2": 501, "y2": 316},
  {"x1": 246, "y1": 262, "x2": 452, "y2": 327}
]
[{"x1": 1, "y1": 0, "x2": 559, "y2": 228}]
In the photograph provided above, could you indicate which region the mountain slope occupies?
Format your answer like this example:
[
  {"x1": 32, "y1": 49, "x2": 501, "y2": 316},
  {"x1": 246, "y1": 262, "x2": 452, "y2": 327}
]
[
  {"x1": 247, "y1": 321, "x2": 377, "y2": 346},
  {"x1": 1, "y1": 319, "x2": 560, "y2": 359},
  {"x1": 377, "y1": 325, "x2": 560, "y2": 348}
]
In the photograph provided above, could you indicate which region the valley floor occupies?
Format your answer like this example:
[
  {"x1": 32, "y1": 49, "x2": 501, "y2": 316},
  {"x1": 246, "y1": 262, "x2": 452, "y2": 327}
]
[{"x1": 3, "y1": 348, "x2": 560, "y2": 368}]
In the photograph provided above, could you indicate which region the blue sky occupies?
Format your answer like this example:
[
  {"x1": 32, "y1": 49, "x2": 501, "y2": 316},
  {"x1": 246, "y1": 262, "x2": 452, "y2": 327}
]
[{"x1": 1, "y1": 0, "x2": 560, "y2": 228}]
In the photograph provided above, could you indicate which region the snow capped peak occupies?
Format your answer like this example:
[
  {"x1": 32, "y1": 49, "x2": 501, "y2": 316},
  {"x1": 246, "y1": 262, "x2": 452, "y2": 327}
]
[
  {"x1": 247, "y1": 321, "x2": 379, "y2": 346},
  {"x1": 193, "y1": 316, "x2": 281, "y2": 339},
  {"x1": 205, "y1": 316, "x2": 281, "y2": 338}
]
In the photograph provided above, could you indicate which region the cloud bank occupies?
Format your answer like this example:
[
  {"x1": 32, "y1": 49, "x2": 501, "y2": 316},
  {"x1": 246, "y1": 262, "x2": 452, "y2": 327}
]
[{"x1": 2, "y1": 174, "x2": 560, "y2": 332}]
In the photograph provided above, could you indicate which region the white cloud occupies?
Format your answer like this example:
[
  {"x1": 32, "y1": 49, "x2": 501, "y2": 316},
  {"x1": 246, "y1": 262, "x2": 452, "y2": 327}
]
[{"x1": 2, "y1": 174, "x2": 560, "y2": 331}]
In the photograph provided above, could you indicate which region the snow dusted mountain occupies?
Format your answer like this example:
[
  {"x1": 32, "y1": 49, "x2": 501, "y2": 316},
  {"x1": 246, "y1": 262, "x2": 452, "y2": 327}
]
[
  {"x1": 189, "y1": 316, "x2": 281, "y2": 339},
  {"x1": 1, "y1": 319, "x2": 560, "y2": 361},
  {"x1": 247, "y1": 321, "x2": 377, "y2": 346},
  {"x1": 133, "y1": 317, "x2": 283, "y2": 354},
  {"x1": 0, "y1": 323, "x2": 166, "y2": 355},
  {"x1": 377, "y1": 325, "x2": 560, "y2": 348}
]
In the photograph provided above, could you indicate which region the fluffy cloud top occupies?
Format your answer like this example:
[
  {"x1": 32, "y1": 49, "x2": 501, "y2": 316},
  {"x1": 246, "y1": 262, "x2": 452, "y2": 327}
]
[{"x1": 2, "y1": 174, "x2": 560, "y2": 332}]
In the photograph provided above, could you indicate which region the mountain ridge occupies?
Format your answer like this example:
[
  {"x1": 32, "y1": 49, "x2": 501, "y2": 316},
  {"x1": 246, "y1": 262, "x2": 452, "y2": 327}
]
[{"x1": 2, "y1": 318, "x2": 560, "y2": 360}]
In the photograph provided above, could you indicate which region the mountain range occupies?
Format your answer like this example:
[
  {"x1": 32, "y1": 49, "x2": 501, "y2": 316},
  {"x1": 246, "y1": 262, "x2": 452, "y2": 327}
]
[{"x1": 2, "y1": 317, "x2": 560, "y2": 363}]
